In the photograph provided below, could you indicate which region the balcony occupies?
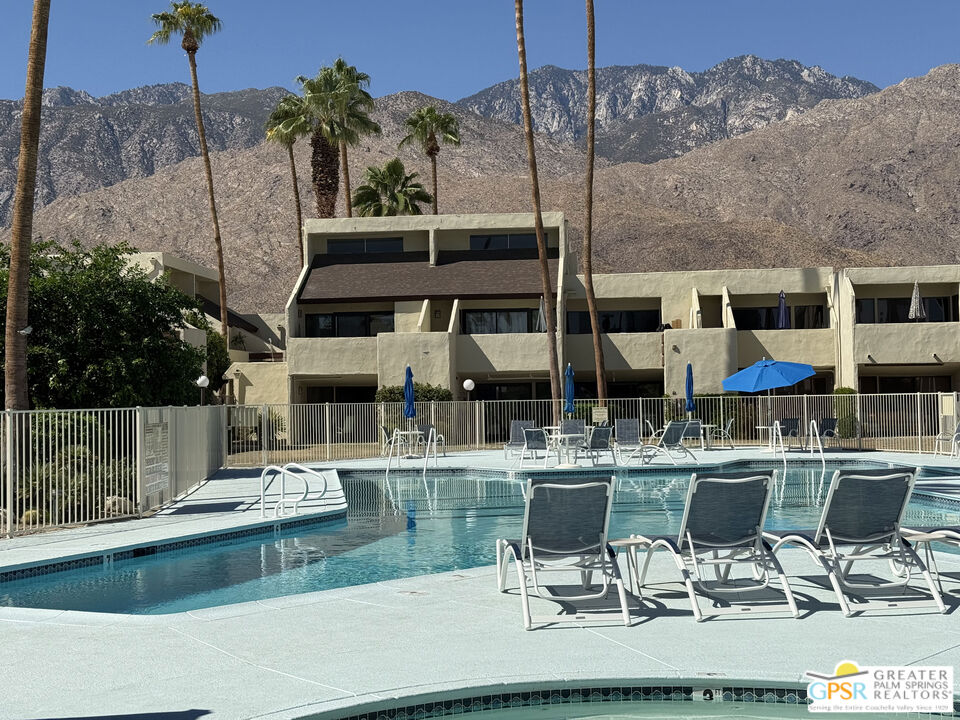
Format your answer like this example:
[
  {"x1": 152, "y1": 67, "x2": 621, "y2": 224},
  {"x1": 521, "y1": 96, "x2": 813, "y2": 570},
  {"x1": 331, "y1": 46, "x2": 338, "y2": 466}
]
[
  {"x1": 854, "y1": 322, "x2": 960, "y2": 365},
  {"x1": 457, "y1": 334, "x2": 548, "y2": 374},
  {"x1": 738, "y1": 329, "x2": 835, "y2": 367},
  {"x1": 566, "y1": 333, "x2": 663, "y2": 371},
  {"x1": 287, "y1": 337, "x2": 378, "y2": 377}
]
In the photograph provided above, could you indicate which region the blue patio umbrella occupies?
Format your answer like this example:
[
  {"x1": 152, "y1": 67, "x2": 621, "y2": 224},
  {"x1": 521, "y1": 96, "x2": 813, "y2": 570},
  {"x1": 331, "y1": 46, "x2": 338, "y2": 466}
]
[
  {"x1": 722, "y1": 359, "x2": 815, "y2": 394},
  {"x1": 776, "y1": 290, "x2": 791, "y2": 329},
  {"x1": 685, "y1": 362, "x2": 696, "y2": 415},
  {"x1": 403, "y1": 366, "x2": 416, "y2": 420},
  {"x1": 563, "y1": 363, "x2": 575, "y2": 415}
]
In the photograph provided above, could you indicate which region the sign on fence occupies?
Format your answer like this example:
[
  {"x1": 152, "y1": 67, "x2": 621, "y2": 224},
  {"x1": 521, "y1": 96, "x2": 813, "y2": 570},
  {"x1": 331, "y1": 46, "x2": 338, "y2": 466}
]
[{"x1": 143, "y1": 417, "x2": 170, "y2": 500}]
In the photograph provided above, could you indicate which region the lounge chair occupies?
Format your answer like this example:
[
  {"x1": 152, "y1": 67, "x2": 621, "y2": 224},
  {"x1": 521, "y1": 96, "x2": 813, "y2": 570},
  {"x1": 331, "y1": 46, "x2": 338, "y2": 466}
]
[
  {"x1": 518, "y1": 427, "x2": 550, "y2": 469},
  {"x1": 766, "y1": 468, "x2": 945, "y2": 617},
  {"x1": 579, "y1": 426, "x2": 616, "y2": 466},
  {"x1": 417, "y1": 423, "x2": 446, "y2": 456},
  {"x1": 624, "y1": 421, "x2": 697, "y2": 465},
  {"x1": 710, "y1": 418, "x2": 735, "y2": 450},
  {"x1": 778, "y1": 417, "x2": 801, "y2": 447},
  {"x1": 614, "y1": 419, "x2": 644, "y2": 463},
  {"x1": 496, "y1": 475, "x2": 631, "y2": 629},
  {"x1": 900, "y1": 525, "x2": 960, "y2": 588},
  {"x1": 683, "y1": 419, "x2": 704, "y2": 450},
  {"x1": 625, "y1": 470, "x2": 798, "y2": 621},
  {"x1": 504, "y1": 420, "x2": 535, "y2": 460},
  {"x1": 932, "y1": 416, "x2": 957, "y2": 456},
  {"x1": 560, "y1": 418, "x2": 586, "y2": 436}
]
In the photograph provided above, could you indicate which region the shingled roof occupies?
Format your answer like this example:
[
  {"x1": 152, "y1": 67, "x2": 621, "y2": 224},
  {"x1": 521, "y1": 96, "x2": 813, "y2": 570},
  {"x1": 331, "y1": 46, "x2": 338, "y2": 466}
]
[{"x1": 298, "y1": 249, "x2": 560, "y2": 303}]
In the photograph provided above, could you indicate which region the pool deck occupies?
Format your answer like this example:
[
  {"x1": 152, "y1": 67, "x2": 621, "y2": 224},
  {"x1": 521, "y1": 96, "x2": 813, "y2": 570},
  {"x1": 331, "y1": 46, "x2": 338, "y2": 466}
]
[{"x1": 1, "y1": 448, "x2": 959, "y2": 719}]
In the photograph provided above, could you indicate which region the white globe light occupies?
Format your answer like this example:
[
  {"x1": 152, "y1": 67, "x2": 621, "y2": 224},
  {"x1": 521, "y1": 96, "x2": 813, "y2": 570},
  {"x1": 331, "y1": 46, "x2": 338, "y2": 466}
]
[
  {"x1": 196, "y1": 375, "x2": 210, "y2": 388},
  {"x1": 462, "y1": 379, "x2": 475, "y2": 392}
]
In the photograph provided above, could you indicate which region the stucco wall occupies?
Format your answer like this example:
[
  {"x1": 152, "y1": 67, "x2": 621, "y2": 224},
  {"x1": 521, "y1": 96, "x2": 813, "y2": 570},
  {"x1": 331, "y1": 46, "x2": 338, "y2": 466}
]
[
  {"x1": 854, "y1": 323, "x2": 960, "y2": 365},
  {"x1": 377, "y1": 332, "x2": 453, "y2": 389},
  {"x1": 456, "y1": 334, "x2": 548, "y2": 374},
  {"x1": 663, "y1": 328, "x2": 737, "y2": 396},
  {"x1": 737, "y1": 329, "x2": 835, "y2": 368},
  {"x1": 230, "y1": 362, "x2": 290, "y2": 405},
  {"x1": 565, "y1": 334, "x2": 662, "y2": 372},
  {"x1": 287, "y1": 337, "x2": 378, "y2": 376}
]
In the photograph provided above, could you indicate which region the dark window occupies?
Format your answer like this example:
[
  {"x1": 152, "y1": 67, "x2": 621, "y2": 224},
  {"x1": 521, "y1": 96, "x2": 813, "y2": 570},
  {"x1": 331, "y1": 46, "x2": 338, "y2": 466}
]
[
  {"x1": 877, "y1": 298, "x2": 911, "y2": 324},
  {"x1": 461, "y1": 309, "x2": 538, "y2": 334},
  {"x1": 327, "y1": 237, "x2": 403, "y2": 254},
  {"x1": 923, "y1": 295, "x2": 959, "y2": 322},
  {"x1": 793, "y1": 305, "x2": 827, "y2": 329},
  {"x1": 304, "y1": 312, "x2": 394, "y2": 338},
  {"x1": 855, "y1": 299, "x2": 875, "y2": 324},
  {"x1": 732, "y1": 307, "x2": 778, "y2": 330},
  {"x1": 469, "y1": 232, "x2": 547, "y2": 250},
  {"x1": 859, "y1": 376, "x2": 952, "y2": 394},
  {"x1": 566, "y1": 309, "x2": 662, "y2": 334}
]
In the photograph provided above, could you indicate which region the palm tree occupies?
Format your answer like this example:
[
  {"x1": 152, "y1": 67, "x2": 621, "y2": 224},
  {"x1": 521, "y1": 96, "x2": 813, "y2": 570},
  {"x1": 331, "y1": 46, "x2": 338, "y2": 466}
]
[
  {"x1": 4, "y1": 0, "x2": 50, "y2": 410},
  {"x1": 148, "y1": 1, "x2": 229, "y2": 338},
  {"x1": 298, "y1": 60, "x2": 380, "y2": 218},
  {"x1": 265, "y1": 94, "x2": 311, "y2": 265},
  {"x1": 515, "y1": 0, "x2": 561, "y2": 417},
  {"x1": 582, "y1": 0, "x2": 608, "y2": 404},
  {"x1": 352, "y1": 158, "x2": 432, "y2": 217},
  {"x1": 399, "y1": 106, "x2": 461, "y2": 214}
]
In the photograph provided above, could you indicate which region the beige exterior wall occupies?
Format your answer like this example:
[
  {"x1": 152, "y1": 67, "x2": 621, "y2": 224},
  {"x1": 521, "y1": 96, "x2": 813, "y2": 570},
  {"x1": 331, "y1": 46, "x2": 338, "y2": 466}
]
[
  {"x1": 663, "y1": 328, "x2": 737, "y2": 397},
  {"x1": 287, "y1": 337, "x2": 378, "y2": 376},
  {"x1": 377, "y1": 332, "x2": 453, "y2": 389},
  {"x1": 737, "y1": 329, "x2": 835, "y2": 368},
  {"x1": 566, "y1": 334, "x2": 662, "y2": 372},
  {"x1": 457, "y1": 334, "x2": 550, "y2": 375},
  {"x1": 854, "y1": 323, "x2": 960, "y2": 365},
  {"x1": 228, "y1": 361, "x2": 290, "y2": 405}
]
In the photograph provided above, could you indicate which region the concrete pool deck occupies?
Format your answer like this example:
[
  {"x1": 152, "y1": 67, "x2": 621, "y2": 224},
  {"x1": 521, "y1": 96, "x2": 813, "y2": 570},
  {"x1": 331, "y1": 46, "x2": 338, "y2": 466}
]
[{"x1": 1, "y1": 448, "x2": 959, "y2": 719}]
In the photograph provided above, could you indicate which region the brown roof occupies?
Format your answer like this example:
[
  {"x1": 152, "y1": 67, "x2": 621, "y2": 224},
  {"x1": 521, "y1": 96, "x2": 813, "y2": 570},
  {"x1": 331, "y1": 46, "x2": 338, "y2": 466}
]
[{"x1": 298, "y1": 249, "x2": 559, "y2": 303}]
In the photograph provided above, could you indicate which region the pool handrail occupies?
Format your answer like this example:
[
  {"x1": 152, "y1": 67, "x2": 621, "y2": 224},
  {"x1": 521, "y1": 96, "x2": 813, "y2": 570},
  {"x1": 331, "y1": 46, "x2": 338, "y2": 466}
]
[{"x1": 259, "y1": 462, "x2": 330, "y2": 518}]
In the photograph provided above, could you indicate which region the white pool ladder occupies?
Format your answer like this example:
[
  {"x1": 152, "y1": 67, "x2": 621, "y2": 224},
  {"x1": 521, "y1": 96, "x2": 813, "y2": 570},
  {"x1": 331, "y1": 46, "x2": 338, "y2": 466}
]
[
  {"x1": 771, "y1": 421, "x2": 787, "y2": 473},
  {"x1": 259, "y1": 462, "x2": 331, "y2": 518},
  {"x1": 808, "y1": 420, "x2": 826, "y2": 472}
]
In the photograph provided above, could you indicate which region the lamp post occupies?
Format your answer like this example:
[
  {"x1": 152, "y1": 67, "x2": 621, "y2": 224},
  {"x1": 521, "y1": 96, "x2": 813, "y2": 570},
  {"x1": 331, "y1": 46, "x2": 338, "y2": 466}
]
[
  {"x1": 462, "y1": 378, "x2": 475, "y2": 402},
  {"x1": 196, "y1": 374, "x2": 210, "y2": 406}
]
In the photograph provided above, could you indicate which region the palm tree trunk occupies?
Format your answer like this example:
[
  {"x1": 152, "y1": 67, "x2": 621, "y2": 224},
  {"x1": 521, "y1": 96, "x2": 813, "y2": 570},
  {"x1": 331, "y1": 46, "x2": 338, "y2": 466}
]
[
  {"x1": 4, "y1": 0, "x2": 51, "y2": 410},
  {"x1": 287, "y1": 143, "x2": 304, "y2": 265},
  {"x1": 186, "y1": 50, "x2": 228, "y2": 339},
  {"x1": 340, "y1": 140, "x2": 353, "y2": 218},
  {"x1": 515, "y1": 0, "x2": 561, "y2": 420},
  {"x1": 583, "y1": 0, "x2": 607, "y2": 405},
  {"x1": 311, "y1": 128, "x2": 339, "y2": 218},
  {"x1": 429, "y1": 152, "x2": 439, "y2": 215}
]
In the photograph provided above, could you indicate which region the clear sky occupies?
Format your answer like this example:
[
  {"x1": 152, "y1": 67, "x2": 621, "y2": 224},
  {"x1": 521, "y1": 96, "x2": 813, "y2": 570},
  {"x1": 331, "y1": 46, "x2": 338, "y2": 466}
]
[{"x1": 1, "y1": 1, "x2": 958, "y2": 101}]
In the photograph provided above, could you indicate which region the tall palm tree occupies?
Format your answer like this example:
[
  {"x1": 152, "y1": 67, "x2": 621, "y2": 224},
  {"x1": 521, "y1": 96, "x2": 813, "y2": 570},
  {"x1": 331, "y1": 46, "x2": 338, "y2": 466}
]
[
  {"x1": 352, "y1": 158, "x2": 432, "y2": 217},
  {"x1": 148, "y1": 1, "x2": 229, "y2": 338},
  {"x1": 515, "y1": 0, "x2": 561, "y2": 417},
  {"x1": 4, "y1": 0, "x2": 51, "y2": 410},
  {"x1": 298, "y1": 60, "x2": 380, "y2": 218},
  {"x1": 265, "y1": 94, "x2": 311, "y2": 265},
  {"x1": 399, "y1": 105, "x2": 461, "y2": 215},
  {"x1": 582, "y1": 0, "x2": 608, "y2": 404}
]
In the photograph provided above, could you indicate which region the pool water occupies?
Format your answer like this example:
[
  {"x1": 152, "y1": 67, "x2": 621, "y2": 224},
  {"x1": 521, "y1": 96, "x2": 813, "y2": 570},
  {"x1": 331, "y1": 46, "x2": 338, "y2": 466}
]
[{"x1": 1, "y1": 464, "x2": 957, "y2": 615}]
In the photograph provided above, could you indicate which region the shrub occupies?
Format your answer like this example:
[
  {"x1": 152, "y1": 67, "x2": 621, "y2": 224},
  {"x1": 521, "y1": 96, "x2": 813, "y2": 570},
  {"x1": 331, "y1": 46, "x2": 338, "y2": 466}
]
[
  {"x1": 375, "y1": 383, "x2": 452, "y2": 403},
  {"x1": 834, "y1": 387, "x2": 858, "y2": 438}
]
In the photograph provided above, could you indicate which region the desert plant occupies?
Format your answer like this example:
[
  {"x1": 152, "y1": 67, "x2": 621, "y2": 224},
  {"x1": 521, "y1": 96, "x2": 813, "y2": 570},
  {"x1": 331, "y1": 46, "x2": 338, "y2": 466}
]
[{"x1": 834, "y1": 386, "x2": 858, "y2": 438}]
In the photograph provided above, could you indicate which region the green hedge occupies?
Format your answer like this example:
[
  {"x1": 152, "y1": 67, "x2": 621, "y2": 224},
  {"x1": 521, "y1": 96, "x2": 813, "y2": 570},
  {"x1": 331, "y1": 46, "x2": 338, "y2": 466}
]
[{"x1": 375, "y1": 383, "x2": 453, "y2": 403}]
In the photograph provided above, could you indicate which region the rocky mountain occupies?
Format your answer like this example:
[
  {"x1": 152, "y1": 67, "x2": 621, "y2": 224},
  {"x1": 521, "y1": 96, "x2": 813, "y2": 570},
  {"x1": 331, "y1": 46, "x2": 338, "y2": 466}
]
[
  {"x1": 0, "y1": 83, "x2": 288, "y2": 225},
  {"x1": 458, "y1": 55, "x2": 878, "y2": 162}
]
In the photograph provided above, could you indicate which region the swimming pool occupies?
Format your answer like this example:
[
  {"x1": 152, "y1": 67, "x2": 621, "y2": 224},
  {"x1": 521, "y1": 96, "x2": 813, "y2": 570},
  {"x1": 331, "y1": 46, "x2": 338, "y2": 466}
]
[{"x1": 1, "y1": 462, "x2": 957, "y2": 614}]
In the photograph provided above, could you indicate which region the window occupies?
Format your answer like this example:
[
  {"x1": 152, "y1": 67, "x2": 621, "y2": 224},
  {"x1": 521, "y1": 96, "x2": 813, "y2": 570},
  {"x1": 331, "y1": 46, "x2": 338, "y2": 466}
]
[
  {"x1": 923, "y1": 295, "x2": 959, "y2": 322},
  {"x1": 327, "y1": 237, "x2": 403, "y2": 254},
  {"x1": 856, "y1": 295, "x2": 959, "y2": 324},
  {"x1": 566, "y1": 309, "x2": 662, "y2": 334},
  {"x1": 855, "y1": 299, "x2": 875, "y2": 324},
  {"x1": 732, "y1": 307, "x2": 778, "y2": 330},
  {"x1": 461, "y1": 309, "x2": 539, "y2": 334},
  {"x1": 793, "y1": 305, "x2": 827, "y2": 329},
  {"x1": 304, "y1": 312, "x2": 394, "y2": 337},
  {"x1": 877, "y1": 298, "x2": 911, "y2": 324},
  {"x1": 469, "y1": 232, "x2": 545, "y2": 250}
]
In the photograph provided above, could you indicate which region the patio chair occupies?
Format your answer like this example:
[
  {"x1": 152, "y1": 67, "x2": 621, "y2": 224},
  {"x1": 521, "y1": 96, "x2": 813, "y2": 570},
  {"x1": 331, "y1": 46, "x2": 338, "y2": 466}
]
[
  {"x1": 624, "y1": 421, "x2": 697, "y2": 465},
  {"x1": 614, "y1": 419, "x2": 644, "y2": 463},
  {"x1": 645, "y1": 419, "x2": 663, "y2": 442},
  {"x1": 683, "y1": 419, "x2": 704, "y2": 450},
  {"x1": 766, "y1": 468, "x2": 945, "y2": 617},
  {"x1": 812, "y1": 418, "x2": 838, "y2": 447},
  {"x1": 579, "y1": 426, "x2": 616, "y2": 466},
  {"x1": 504, "y1": 420, "x2": 535, "y2": 460},
  {"x1": 518, "y1": 427, "x2": 551, "y2": 469},
  {"x1": 380, "y1": 426, "x2": 405, "y2": 456},
  {"x1": 932, "y1": 416, "x2": 957, "y2": 456},
  {"x1": 560, "y1": 418, "x2": 586, "y2": 436},
  {"x1": 900, "y1": 525, "x2": 960, "y2": 589},
  {"x1": 496, "y1": 475, "x2": 631, "y2": 629},
  {"x1": 625, "y1": 470, "x2": 798, "y2": 622},
  {"x1": 417, "y1": 423, "x2": 446, "y2": 456},
  {"x1": 778, "y1": 417, "x2": 801, "y2": 447},
  {"x1": 710, "y1": 418, "x2": 735, "y2": 450}
]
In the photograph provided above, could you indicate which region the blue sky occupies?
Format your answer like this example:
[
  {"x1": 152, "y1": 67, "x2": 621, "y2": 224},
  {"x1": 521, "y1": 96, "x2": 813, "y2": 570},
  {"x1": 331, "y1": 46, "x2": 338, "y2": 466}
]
[{"x1": 1, "y1": 1, "x2": 958, "y2": 101}]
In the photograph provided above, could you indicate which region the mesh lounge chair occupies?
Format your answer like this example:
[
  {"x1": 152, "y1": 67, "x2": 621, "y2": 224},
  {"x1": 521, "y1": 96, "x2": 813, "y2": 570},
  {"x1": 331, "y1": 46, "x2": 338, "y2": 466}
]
[
  {"x1": 766, "y1": 468, "x2": 945, "y2": 617},
  {"x1": 814, "y1": 418, "x2": 838, "y2": 446},
  {"x1": 561, "y1": 418, "x2": 586, "y2": 436},
  {"x1": 626, "y1": 470, "x2": 798, "y2": 621},
  {"x1": 496, "y1": 475, "x2": 631, "y2": 629},
  {"x1": 614, "y1": 419, "x2": 644, "y2": 463},
  {"x1": 624, "y1": 421, "x2": 697, "y2": 465},
  {"x1": 778, "y1": 417, "x2": 801, "y2": 447},
  {"x1": 504, "y1": 420, "x2": 535, "y2": 460},
  {"x1": 710, "y1": 418, "x2": 735, "y2": 450},
  {"x1": 579, "y1": 426, "x2": 616, "y2": 466},
  {"x1": 417, "y1": 423, "x2": 446, "y2": 456},
  {"x1": 932, "y1": 416, "x2": 957, "y2": 456},
  {"x1": 518, "y1": 427, "x2": 551, "y2": 469},
  {"x1": 683, "y1": 419, "x2": 705, "y2": 450}
]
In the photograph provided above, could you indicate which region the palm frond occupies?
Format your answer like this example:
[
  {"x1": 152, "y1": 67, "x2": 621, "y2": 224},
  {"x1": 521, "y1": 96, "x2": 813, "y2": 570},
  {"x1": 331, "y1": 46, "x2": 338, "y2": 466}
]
[{"x1": 148, "y1": 2, "x2": 221, "y2": 46}]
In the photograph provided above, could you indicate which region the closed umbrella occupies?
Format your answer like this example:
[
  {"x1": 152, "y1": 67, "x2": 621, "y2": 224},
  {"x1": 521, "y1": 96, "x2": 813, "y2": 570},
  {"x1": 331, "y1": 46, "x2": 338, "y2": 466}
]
[
  {"x1": 685, "y1": 362, "x2": 696, "y2": 418},
  {"x1": 776, "y1": 290, "x2": 791, "y2": 329},
  {"x1": 535, "y1": 296, "x2": 547, "y2": 332},
  {"x1": 908, "y1": 281, "x2": 926, "y2": 321},
  {"x1": 564, "y1": 363, "x2": 575, "y2": 415},
  {"x1": 403, "y1": 366, "x2": 416, "y2": 422}
]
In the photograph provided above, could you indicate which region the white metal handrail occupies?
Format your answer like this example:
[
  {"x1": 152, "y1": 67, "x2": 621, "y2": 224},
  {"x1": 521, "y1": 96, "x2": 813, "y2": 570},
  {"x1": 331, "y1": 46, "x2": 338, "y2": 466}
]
[
  {"x1": 772, "y1": 421, "x2": 787, "y2": 473},
  {"x1": 809, "y1": 420, "x2": 826, "y2": 472},
  {"x1": 259, "y1": 462, "x2": 329, "y2": 518}
]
